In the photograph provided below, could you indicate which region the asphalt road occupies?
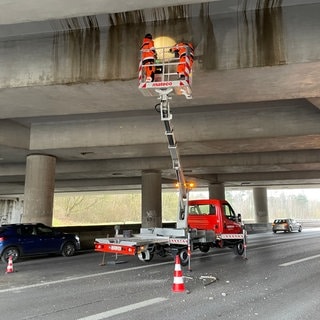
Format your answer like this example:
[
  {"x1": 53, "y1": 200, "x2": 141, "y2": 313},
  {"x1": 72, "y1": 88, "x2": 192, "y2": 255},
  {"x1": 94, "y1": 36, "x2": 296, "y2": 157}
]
[{"x1": 1, "y1": 229, "x2": 320, "y2": 320}]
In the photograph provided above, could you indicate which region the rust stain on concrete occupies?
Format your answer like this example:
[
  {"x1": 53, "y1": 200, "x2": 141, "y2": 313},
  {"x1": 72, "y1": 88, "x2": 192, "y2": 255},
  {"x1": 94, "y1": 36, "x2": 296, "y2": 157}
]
[
  {"x1": 52, "y1": 16, "x2": 101, "y2": 83},
  {"x1": 51, "y1": 3, "x2": 287, "y2": 83}
]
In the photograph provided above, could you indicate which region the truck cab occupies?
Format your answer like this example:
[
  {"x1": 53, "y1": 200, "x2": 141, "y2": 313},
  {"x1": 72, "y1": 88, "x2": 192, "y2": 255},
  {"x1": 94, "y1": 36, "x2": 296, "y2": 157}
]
[
  {"x1": 186, "y1": 199, "x2": 245, "y2": 257},
  {"x1": 188, "y1": 199, "x2": 243, "y2": 237}
]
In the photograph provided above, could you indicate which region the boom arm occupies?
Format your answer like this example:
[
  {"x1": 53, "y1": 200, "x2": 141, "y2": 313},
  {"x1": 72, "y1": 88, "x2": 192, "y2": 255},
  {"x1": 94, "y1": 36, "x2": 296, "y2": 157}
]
[
  {"x1": 156, "y1": 89, "x2": 190, "y2": 228},
  {"x1": 138, "y1": 45, "x2": 194, "y2": 229}
]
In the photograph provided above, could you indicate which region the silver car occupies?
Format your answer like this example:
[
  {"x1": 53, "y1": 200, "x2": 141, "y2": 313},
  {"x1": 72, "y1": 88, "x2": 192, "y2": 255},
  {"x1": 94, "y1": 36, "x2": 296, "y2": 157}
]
[{"x1": 272, "y1": 219, "x2": 302, "y2": 233}]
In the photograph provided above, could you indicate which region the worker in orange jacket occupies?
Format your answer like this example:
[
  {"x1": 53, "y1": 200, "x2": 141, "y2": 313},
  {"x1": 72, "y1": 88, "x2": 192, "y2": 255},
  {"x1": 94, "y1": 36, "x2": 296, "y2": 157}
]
[
  {"x1": 170, "y1": 42, "x2": 194, "y2": 79},
  {"x1": 140, "y1": 33, "x2": 157, "y2": 82}
]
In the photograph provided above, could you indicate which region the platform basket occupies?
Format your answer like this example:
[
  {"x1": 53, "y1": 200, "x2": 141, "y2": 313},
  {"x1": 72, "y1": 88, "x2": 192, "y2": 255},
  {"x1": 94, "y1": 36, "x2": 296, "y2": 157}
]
[{"x1": 138, "y1": 46, "x2": 193, "y2": 99}]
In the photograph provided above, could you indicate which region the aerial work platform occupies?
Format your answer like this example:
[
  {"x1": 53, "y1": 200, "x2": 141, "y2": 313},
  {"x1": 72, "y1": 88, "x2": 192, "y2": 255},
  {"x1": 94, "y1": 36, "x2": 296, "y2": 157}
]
[{"x1": 138, "y1": 45, "x2": 193, "y2": 99}]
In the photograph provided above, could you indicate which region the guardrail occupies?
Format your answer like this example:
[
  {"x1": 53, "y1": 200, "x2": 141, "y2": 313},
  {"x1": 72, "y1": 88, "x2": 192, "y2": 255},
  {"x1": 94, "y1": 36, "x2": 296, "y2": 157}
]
[{"x1": 57, "y1": 220, "x2": 320, "y2": 250}]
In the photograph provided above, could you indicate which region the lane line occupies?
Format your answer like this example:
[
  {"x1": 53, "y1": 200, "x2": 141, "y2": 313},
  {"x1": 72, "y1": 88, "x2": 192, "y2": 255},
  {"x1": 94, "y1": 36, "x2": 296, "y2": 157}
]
[
  {"x1": 0, "y1": 251, "x2": 230, "y2": 293},
  {"x1": 279, "y1": 254, "x2": 320, "y2": 267},
  {"x1": 77, "y1": 297, "x2": 168, "y2": 320},
  {"x1": 0, "y1": 261, "x2": 173, "y2": 293}
]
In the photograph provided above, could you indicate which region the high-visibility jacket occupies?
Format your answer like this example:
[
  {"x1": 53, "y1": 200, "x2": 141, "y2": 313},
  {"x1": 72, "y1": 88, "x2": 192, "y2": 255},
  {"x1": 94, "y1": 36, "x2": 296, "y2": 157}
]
[
  {"x1": 170, "y1": 42, "x2": 194, "y2": 77},
  {"x1": 170, "y1": 42, "x2": 194, "y2": 62},
  {"x1": 140, "y1": 37, "x2": 156, "y2": 62}
]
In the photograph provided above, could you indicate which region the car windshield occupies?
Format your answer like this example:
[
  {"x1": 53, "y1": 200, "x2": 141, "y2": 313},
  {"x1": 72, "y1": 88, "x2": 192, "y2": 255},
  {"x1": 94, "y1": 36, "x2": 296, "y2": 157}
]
[{"x1": 274, "y1": 219, "x2": 287, "y2": 224}]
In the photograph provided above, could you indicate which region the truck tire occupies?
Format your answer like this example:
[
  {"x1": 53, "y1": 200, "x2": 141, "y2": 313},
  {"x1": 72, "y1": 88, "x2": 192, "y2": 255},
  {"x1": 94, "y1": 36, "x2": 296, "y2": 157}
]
[
  {"x1": 179, "y1": 249, "x2": 189, "y2": 266},
  {"x1": 199, "y1": 244, "x2": 210, "y2": 253},
  {"x1": 156, "y1": 245, "x2": 167, "y2": 257},
  {"x1": 138, "y1": 250, "x2": 154, "y2": 262},
  {"x1": 233, "y1": 242, "x2": 245, "y2": 256}
]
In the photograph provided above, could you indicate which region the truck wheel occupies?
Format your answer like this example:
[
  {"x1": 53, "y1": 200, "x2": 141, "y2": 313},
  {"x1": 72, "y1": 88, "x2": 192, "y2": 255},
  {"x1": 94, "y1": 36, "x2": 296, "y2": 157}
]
[
  {"x1": 233, "y1": 242, "x2": 244, "y2": 256},
  {"x1": 199, "y1": 244, "x2": 210, "y2": 253},
  {"x1": 138, "y1": 250, "x2": 154, "y2": 262},
  {"x1": 179, "y1": 249, "x2": 189, "y2": 266},
  {"x1": 157, "y1": 245, "x2": 167, "y2": 257}
]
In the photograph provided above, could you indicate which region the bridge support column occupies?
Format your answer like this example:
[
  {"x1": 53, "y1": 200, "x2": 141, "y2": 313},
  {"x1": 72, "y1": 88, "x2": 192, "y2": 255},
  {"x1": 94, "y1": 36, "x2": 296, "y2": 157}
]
[
  {"x1": 0, "y1": 198, "x2": 24, "y2": 224},
  {"x1": 253, "y1": 187, "x2": 269, "y2": 223},
  {"x1": 22, "y1": 154, "x2": 56, "y2": 226},
  {"x1": 141, "y1": 170, "x2": 162, "y2": 228},
  {"x1": 209, "y1": 183, "x2": 225, "y2": 200}
]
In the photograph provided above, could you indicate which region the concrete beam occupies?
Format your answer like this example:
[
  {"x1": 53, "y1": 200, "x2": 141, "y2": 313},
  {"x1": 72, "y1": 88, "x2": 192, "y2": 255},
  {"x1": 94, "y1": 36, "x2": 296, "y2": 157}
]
[
  {"x1": 208, "y1": 171, "x2": 320, "y2": 185},
  {"x1": 4, "y1": 0, "x2": 319, "y2": 27},
  {"x1": 1, "y1": 149, "x2": 320, "y2": 178},
  {"x1": 0, "y1": 0, "x2": 220, "y2": 26},
  {"x1": 2, "y1": 61, "x2": 320, "y2": 119},
  {"x1": 308, "y1": 98, "x2": 320, "y2": 110},
  {"x1": 2, "y1": 0, "x2": 320, "y2": 27},
  {"x1": 28, "y1": 102, "x2": 320, "y2": 151},
  {"x1": 54, "y1": 149, "x2": 320, "y2": 173},
  {"x1": 0, "y1": 120, "x2": 30, "y2": 149}
]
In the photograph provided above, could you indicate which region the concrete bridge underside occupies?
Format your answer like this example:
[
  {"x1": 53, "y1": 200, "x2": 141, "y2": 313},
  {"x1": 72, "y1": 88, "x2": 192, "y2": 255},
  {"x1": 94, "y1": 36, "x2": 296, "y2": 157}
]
[{"x1": 0, "y1": 0, "x2": 320, "y2": 196}]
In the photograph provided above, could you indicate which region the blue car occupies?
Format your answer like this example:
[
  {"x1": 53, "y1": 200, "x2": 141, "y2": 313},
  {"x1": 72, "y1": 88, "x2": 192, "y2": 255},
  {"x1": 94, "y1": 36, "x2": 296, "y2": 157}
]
[{"x1": 0, "y1": 223, "x2": 80, "y2": 263}]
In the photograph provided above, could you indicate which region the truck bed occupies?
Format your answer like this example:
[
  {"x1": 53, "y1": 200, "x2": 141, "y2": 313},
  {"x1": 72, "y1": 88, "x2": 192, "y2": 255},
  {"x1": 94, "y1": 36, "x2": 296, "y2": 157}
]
[{"x1": 95, "y1": 230, "x2": 189, "y2": 255}]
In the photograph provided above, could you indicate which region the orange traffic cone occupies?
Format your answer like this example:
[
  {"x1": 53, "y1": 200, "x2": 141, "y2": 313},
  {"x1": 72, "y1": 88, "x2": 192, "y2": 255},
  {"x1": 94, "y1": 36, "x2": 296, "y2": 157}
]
[
  {"x1": 172, "y1": 255, "x2": 185, "y2": 293},
  {"x1": 5, "y1": 256, "x2": 14, "y2": 274}
]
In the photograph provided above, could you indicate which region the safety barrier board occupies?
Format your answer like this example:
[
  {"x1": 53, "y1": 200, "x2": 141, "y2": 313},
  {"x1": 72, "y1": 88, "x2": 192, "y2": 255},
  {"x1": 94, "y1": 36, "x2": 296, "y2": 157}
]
[
  {"x1": 94, "y1": 236, "x2": 171, "y2": 255},
  {"x1": 220, "y1": 233, "x2": 245, "y2": 239},
  {"x1": 94, "y1": 235, "x2": 189, "y2": 255},
  {"x1": 169, "y1": 238, "x2": 188, "y2": 245},
  {"x1": 95, "y1": 242, "x2": 136, "y2": 255},
  {"x1": 139, "y1": 80, "x2": 192, "y2": 98}
]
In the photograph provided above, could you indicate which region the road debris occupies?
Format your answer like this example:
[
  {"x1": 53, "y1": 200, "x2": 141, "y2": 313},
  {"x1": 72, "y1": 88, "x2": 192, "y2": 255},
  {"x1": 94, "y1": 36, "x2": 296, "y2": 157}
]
[{"x1": 199, "y1": 275, "x2": 217, "y2": 287}]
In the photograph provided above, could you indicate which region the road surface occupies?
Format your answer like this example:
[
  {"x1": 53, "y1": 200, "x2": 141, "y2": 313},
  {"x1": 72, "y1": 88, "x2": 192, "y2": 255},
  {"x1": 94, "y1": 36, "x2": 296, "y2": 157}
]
[{"x1": 0, "y1": 229, "x2": 320, "y2": 320}]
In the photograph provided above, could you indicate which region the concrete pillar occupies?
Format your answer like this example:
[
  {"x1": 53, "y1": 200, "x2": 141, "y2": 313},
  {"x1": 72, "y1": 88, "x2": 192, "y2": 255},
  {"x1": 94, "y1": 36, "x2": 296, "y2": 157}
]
[
  {"x1": 0, "y1": 198, "x2": 24, "y2": 224},
  {"x1": 209, "y1": 183, "x2": 225, "y2": 200},
  {"x1": 22, "y1": 154, "x2": 56, "y2": 226},
  {"x1": 141, "y1": 170, "x2": 162, "y2": 228},
  {"x1": 253, "y1": 187, "x2": 269, "y2": 223}
]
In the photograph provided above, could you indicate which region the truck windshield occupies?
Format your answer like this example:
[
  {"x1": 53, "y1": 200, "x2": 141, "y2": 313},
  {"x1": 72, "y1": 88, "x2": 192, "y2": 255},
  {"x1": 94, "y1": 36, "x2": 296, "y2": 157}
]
[
  {"x1": 189, "y1": 204, "x2": 216, "y2": 215},
  {"x1": 222, "y1": 204, "x2": 236, "y2": 220}
]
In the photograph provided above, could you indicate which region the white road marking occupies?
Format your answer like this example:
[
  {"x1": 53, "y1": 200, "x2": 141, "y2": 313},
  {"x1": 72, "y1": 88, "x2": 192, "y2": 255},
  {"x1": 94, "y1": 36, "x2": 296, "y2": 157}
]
[
  {"x1": 0, "y1": 261, "x2": 173, "y2": 293},
  {"x1": 77, "y1": 297, "x2": 168, "y2": 320},
  {"x1": 279, "y1": 254, "x2": 320, "y2": 267},
  {"x1": 0, "y1": 251, "x2": 230, "y2": 294}
]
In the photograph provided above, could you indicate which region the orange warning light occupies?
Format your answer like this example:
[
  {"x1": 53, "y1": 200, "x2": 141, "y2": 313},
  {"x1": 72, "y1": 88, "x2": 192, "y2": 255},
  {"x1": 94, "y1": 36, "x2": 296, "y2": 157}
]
[
  {"x1": 175, "y1": 182, "x2": 195, "y2": 189},
  {"x1": 188, "y1": 182, "x2": 195, "y2": 189}
]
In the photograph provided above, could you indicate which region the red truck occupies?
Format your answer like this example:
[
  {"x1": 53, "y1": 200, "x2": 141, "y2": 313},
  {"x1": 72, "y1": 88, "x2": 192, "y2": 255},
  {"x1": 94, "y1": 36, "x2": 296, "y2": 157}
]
[
  {"x1": 95, "y1": 197, "x2": 246, "y2": 266},
  {"x1": 95, "y1": 50, "x2": 246, "y2": 266}
]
